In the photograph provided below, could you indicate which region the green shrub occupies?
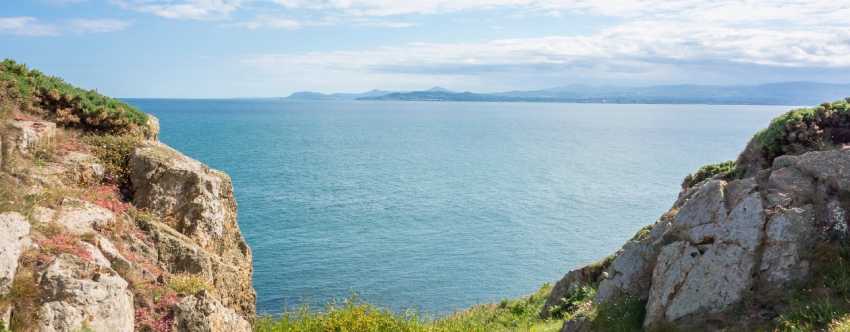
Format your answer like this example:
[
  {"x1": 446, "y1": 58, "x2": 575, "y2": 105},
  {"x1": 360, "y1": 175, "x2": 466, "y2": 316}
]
[
  {"x1": 682, "y1": 160, "x2": 738, "y2": 188},
  {"x1": 588, "y1": 296, "x2": 646, "y2": 332},
  {"x1": 83, "y1": 134, "x2": 142, "y2": 187},
  {"x1": 167, "y1": 274, "x2": 211, "y2": 295},
  {"x1": 753, "y1": 98, "x2": 850, "y2": 163},
  {"x1": 0, "y1": 59, "x2": 147, "y2": 133}
]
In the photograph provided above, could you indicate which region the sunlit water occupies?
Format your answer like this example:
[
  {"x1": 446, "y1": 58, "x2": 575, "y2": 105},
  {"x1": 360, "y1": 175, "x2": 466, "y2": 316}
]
[{"x1": 126, "y1": 99, "x2": 790, "y2": 315}]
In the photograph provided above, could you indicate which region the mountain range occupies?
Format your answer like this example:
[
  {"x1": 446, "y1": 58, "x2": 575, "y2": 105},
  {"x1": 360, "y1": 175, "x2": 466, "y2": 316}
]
[{"x1": 285, "y1": 82, "x2": 850, "y2": 105}]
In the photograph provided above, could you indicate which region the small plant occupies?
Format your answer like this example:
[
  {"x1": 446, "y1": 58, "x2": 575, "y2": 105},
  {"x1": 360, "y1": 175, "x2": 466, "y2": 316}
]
[
  {"x1": 682, "y1": 160, "x2": 739, "y2": 188},
  {"x1": 2, "y1": 269, "x2": 42, "y2": 330},
  {"x1": 38, "y1": 233, "x2": 93, "y2": 262},
  {"x1": 83, "y1": 134, "x2": 142, "y2": 188},
  {"x1": 167, "y1": 274, "x2": 211, "y2": 295},
  {"x1": 588, "y1": 295, "x2": 647, "y2": 332}
]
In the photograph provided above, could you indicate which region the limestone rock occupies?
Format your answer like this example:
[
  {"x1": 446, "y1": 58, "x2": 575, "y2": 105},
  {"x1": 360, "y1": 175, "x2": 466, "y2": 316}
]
[
  {"x1": 542, "y1": 258, "x2": 610, "y2": 318},
  {"x1": 758, "y1": 207, "x2": 816, "y2": 288},
  {"x1": 130, "y1": 142, "x2": 255, "y2": 316},
  {"x1": 37, "y1": 255, "x2": 134, "y2": 332},
  {"x1": 144, "y1": 115, "x2": 160, "y2": 141},
  {"x1": 172, "y1": 292, "x2": 251, "y2": 332},
  {"x1": 137, "y1": 217, "x2": 256, "y2": 317},
  {"x1": 0, "y1": 212, "x2": 31, "y2": 293},
  {"x1": 129, "y1": 142, "x2": 249, "y2": 261},
  {"x1": 7, "y1": 120, "x2": 55, "y2": 155},
  {"x1": 55, "y1": 199, "x2": 114, "y2": 235},
  {"x1": 644, "y1": 192, "x2": 765, "y2": 327}
]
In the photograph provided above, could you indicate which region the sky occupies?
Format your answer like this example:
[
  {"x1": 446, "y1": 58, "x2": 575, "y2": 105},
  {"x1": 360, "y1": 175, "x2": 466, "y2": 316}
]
[{"x1": 1, "y1": 0, "x2": 850, "y2": 98}]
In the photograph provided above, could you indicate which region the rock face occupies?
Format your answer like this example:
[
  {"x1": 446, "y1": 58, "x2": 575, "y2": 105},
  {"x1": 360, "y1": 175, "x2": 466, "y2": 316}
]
[
  {"x1": 8, "y1": 120, "x2": 55, "y2": 155},
  {"x1": 172, "y1": 292, "x2": 251, "y2": 332},
  {"x1": 129, "y1": 142, "x2": 256, "y2": 317},
  {"x1": 0, "y1": 212, "x2": 30, "y2": 293},
  {"x1": 552, "y1": 143, "x2": 850, "y2": 329},
  {"x1": 37, "y1": 255, "x2": 134, "y2": 332}
]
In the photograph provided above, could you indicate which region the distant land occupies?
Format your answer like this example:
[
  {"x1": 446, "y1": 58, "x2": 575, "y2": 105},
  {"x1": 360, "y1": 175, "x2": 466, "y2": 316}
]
[{"x1": 285, "y1": 82, "x2": 850, "y2": 105}]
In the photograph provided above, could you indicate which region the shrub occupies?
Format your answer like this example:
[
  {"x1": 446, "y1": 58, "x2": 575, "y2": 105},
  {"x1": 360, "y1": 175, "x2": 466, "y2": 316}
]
[
  {"x1": 588, "y1": 295, "x2": 646, "y2": 332},
  {"x1": 83, "y1": 134, "x2": 142, "y2": 188},
  {"x1": 167, "y1": 274, "x2": 211, "y2": 295},
  {"x1": 0, "y1": 59, "x2": 148, "y2": 134},
  {"x1": 753, "y1": 98, "x2": 850, "y2": 163},
  {"x1": 682, "y1": 160, "x2": 738, "y2": 188}
]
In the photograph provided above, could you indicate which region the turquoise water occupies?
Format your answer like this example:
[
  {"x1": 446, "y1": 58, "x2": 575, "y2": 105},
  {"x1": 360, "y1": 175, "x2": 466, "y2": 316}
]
[{"x1": 126, "y1": 99, "x2": 789, "y2": 315}]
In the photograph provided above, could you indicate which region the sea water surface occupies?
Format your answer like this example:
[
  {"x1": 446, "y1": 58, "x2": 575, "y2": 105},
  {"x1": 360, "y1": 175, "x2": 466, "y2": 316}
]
[{"x1": 126, "y1": 99, "x2": 790, "y2": 315}]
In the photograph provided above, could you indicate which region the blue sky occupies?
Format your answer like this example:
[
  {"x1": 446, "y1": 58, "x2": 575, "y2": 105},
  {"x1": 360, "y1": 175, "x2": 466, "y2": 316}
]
[{"x1": 1, "y1": 0, "x2": 850, "y2": 98}]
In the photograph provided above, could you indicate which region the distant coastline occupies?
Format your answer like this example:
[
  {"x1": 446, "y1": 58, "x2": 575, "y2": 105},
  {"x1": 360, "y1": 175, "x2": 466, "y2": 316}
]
[{"x1": 282, "y1": 82, "x2": 850, "y2": 106}]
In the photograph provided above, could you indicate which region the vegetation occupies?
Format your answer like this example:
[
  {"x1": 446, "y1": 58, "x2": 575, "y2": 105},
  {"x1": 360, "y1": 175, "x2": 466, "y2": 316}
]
[
  {"x1": 753, "y1": 98, "x2": 850, "y2": 163},
  {"x1": 256, "y1": 286, "x2": 562, "y2": 332},
  {"x1": 774, "y1": 243, "x2": 850, "y2": 331},
  {"x1": 167, "y1": 274, "x2": 212, "y2": 295},
  {"x1": 83, "y1": 134, "x2": 143, "y2": 187},
  {"x1": 254, "y1": 281, "x2": 652, "y2": 332},
  {"x1": 0, "y1": 59, "x2": 147, "y2": 133},
  {"x1": 681, "y1": 160, "x2": 739, "y2": 188}
]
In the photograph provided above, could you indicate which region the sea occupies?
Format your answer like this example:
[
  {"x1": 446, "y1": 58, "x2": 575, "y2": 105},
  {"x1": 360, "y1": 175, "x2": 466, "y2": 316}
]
[{"x1": 125, "y1": 99, "x2": 790, "y2": 315}]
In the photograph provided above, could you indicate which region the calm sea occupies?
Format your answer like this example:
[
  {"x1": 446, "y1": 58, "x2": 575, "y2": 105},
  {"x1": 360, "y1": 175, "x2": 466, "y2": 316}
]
[{"x1": 125, "y1": 99, "x2": 789, "y2": 315}]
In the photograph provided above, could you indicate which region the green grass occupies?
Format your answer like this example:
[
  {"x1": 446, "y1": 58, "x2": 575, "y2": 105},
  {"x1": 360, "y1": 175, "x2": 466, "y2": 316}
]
[
  {"x1": 256, "y1": 285, "x2": 563, "y2": 332},
  {"x1": 681, "y1": 160, "x2": 738, "y2": 188},
  {"x1": 774, "y1": 243, "x2": 850, "y2": 331},
  {"x1": 0, "y1": 59, "x2": 147, "y2": 133}
]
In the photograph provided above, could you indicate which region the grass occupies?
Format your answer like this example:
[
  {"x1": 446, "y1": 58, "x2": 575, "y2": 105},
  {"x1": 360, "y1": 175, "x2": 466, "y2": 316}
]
[
  {"x1": 256, "y1": 285, "x2": 563, "y2": 332},
  {"x1": 254, "y1": 282, "x2": 651, "y2": 332},
  {"x1": 167, "y1": 274, "x2": 212, "y2": 295},
  {"x1": 0, "y1": 59, "x2": 147, "y2": 133},
  {"x1": 774, "y1": 243, "x2": 850, "y2": 331},
  {"x1": 681, "y1": 160, "x2": 739, "y2": 188}
]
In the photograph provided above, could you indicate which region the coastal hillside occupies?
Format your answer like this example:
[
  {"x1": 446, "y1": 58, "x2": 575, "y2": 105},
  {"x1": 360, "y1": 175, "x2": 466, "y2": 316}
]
[{"x1": 0, "y1": 59, "x2": 255, "y2": 331}]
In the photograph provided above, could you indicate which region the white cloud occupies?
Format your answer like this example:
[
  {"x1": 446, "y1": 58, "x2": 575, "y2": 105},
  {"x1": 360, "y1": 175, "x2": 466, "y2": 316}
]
[
  {"x1": 112, "y1": 0, "x2": 241, "y2": 20},
  {"x1": 232, "y1": 15, "x2": 302, "y2": 29},
  {"x1": 68, "y1": 18, "x2": 131, "y2": 33},
  {"x1": 0, "y1": 17, "x2": 131, "y2": 36},
  {"x1": 240, "y1": 19, "x2": 850, "y2": 92},
  {"x1": 269, "y1": 0, "x2": 850, "y2": 24},
  {"x1": 0, "y1": 17, "x2": 59, "y2": 36}
]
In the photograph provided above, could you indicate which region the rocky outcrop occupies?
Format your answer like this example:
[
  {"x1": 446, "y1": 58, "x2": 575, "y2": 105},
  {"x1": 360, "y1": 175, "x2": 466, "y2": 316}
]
[
  {"x1": 552, "y1": 114, "x2": 850, "y2": 329},
  {"x1": 172, "y1": 292, "x2": 251, "y2": 332},
  {"x1": 37, "y1": 254, "x2": 134, "y2": 332},
  {"x1": 0, "y1": 212, "x2": 30, "y2": 293},
  {"x1": 129, "y1": 142, "x2": 255, "y2": 317}
]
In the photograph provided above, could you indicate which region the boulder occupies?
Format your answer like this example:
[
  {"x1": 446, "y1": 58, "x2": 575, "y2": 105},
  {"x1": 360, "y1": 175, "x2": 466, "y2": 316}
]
[
  {"x1": 0, "y1": 212, "x2": 31, "y2": 293},
  {"x1": 37, "y1": 255, "x2": 134, "y2": 332},
  {"x1": 171, "y1": 292, "x2": 251, "y2": 332}
]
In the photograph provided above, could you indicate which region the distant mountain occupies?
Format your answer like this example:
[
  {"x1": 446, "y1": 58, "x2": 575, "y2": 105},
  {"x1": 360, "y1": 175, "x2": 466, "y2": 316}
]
[
  {"x1": 286, "y1": 89, "x2": 393, "y2": 100},
  {"x1": 354, "y1": 82, "x2": 850, "y2": 105}
]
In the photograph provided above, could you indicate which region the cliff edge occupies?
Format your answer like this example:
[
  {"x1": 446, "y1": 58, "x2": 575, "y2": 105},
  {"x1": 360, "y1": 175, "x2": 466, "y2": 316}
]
[
  {"x1": 545, "y1": 98, "x2": 850, "y2": 331},
  {"x1": 0, "y1": 60, "x2": 255, "y2": 331}
]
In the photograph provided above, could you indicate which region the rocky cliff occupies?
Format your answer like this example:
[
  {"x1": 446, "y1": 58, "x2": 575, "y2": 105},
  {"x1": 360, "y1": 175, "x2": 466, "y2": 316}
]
[
  {"x1": 545, "y1": 98, "x2": 850, "y2": 331},
  {"x1": 0, "y1": 61, "x2": 255, "y2": 332}
]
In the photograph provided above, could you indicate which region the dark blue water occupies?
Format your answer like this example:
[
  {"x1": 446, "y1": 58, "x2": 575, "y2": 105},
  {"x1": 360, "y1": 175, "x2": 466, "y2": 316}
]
[{"x1": 126, "y1": 99, "x2": 789, "y2": 315}]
